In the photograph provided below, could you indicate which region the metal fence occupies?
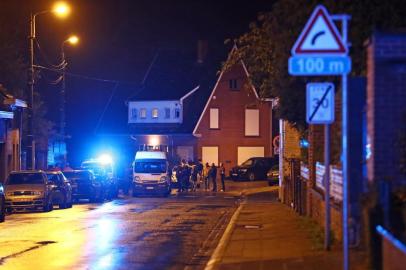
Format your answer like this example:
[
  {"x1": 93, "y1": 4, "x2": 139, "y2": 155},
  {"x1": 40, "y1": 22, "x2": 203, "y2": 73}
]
[{"x1": 315, "y1": 162, "x2": 343, "y2": 202}]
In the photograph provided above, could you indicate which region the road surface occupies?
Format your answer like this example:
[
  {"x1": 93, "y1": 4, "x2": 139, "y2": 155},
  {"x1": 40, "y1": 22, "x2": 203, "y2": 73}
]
[{"x1": 0, "y1": 181, "x2": 265, "y2": 270}]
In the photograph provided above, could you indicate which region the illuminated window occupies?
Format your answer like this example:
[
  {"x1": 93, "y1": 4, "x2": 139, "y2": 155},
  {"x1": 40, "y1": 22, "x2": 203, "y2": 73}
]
[
  {"x1": 140, "y1": 108, "x2": 147, "y2": 119},
  {"x1": 229, "y1": 79, "x2": 238, "y2": 90},
  {"x1": 210, "y1": 108, "x2": 219, "y2": 129},
  {"x1": 245, "y1": 109, "x2": 259, "y2": 136},
  {"x1": 174, "y1": 108, "x2": 180, "y2": 118},
  {"x1": 165, "y1": 108, "x2": 170, "y2": 119},
  {"x1": 152, "y1": 108, "x2": 158, "y2": 118},
  {"x1": 131, "y1": 108, "x2": 137, "y2": 120}
]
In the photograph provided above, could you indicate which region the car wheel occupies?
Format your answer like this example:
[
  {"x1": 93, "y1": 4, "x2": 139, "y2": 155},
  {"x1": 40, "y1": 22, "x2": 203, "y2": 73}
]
[
  {"x1": 59, "y1": 197, "x2": 67, "y2": 209},
  {"x1": 0, "y1": 197, "x2": 5, "y2": 222},
  {"x1": 43, "y1": 198, "x2": 53, "y2": 212},
  {"x1": 248, "y1": 172, "x2": 256, "y2": 181}
]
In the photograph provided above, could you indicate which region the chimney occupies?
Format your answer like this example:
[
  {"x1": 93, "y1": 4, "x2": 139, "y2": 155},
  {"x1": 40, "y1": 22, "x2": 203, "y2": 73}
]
[{"x1": 197, "y1": 40, "x2": 208, "y2": 64}]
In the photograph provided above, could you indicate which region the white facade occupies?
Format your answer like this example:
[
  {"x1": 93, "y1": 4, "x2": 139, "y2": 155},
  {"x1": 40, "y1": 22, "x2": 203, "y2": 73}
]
[{"x1": 128, "y1": 100, "x2": 183, "y2": 124}]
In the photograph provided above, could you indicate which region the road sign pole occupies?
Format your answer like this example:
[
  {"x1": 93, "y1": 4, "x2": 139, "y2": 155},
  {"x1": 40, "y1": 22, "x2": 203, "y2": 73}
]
[
  {"x1": 341, "y1": 15, "x2": 350, "y2": 270},
  {"x1": 324, "y1": 123, "x2": 331, "y2": 250}
]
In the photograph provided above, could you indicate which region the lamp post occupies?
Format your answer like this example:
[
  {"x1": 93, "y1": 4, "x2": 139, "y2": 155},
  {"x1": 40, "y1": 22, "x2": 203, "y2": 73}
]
[
  {"x1": 60, "y1": 35, "x2": 78, "y2": 166},
  {"x1": 27, "y1": 1, "x2": 70, "y2": 170}
]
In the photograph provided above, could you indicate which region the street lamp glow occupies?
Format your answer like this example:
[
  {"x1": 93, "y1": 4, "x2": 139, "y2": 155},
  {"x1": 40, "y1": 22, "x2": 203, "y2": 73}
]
[
  {"x1": 52, "y1": 1, "x2": 71, "y2": 18},
  {"x1": 67, "y1": 35, "x2": 79, "y2": 45}
]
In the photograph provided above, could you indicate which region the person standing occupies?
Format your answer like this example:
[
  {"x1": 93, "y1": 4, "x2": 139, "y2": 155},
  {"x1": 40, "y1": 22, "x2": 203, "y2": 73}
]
[
  {"x1": 210, "y1": 163, "x2": 217, "y2": 192},
  {"x1": 196, "y1": 159, "x2": 203, "y2": 189},
  {"x1": 176, "y1": 164, "x2": 183, "y2": 192},
  {"x1": 219, "y1": 162, "x2": 226, "y2": 192},
  {"x1": 203, "y1": 162, "x2": 210, "y2": 191}
]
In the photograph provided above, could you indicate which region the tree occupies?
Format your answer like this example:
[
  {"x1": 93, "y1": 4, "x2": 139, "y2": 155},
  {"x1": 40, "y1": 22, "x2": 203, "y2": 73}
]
[{"x1": 224, "y1": 0, "x2": 406, "y2": 131}]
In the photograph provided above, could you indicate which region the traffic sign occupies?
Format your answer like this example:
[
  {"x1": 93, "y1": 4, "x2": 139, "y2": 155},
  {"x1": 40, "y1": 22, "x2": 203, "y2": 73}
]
[
  {"x1": 291, "y1": 5, "x2": 347, "y2": 55},
  {"x1": 289, "y1": 55, "x2": 351, "y2": 76},
  {"x1": 306, "y1": 82, "x2": 335, "y2": 124}
]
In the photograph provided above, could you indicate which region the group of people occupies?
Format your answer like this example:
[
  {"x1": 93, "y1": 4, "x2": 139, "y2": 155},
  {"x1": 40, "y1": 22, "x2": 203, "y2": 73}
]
[{"x1": 175, "y1": 159, "x2": 226, "y2": 192}]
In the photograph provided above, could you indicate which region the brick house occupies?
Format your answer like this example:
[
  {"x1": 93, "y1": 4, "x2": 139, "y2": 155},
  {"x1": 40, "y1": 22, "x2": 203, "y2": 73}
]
[{"x1": 193, "y1": 46, "x2": 275, "y2": 175}]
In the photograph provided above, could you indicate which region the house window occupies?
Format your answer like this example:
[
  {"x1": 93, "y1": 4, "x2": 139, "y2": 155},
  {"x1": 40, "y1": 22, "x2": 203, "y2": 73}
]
[
  {"x1": 210, "y1": 108, "x2": 219, "y2": 129},
  {"x1": 152, "y1": 108, "x2": 158, "y2": 118},
  {"x1": 229, "y1": 79, "x2": 238, "y2": 90},
  {"x1": 131, "y1": 108, "x2": 137, "y2": 120},
  {"x1": 165, "y1": 108, "x2": 170, "y2": 119},
  {"x1": 140, "y1": 108, "x2": 147, "y2": 119},
  {"x1": 174, "y1": 108, "x2": 180, "y2": 118},
  {"x1": 245, "y1": 109, "x2": 259, "y2": 136}
]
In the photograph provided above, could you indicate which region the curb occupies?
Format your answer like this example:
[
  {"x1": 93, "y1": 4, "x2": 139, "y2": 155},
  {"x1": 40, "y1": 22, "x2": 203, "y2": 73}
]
[{"x1": 204, "y1": 199, "x2": 245, "y2": 270}]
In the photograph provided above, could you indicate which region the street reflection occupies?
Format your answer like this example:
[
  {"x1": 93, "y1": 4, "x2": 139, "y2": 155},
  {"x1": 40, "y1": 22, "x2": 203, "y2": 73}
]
[{"x1": 91, "y1": 217, "x2": 120, "y2": 269}]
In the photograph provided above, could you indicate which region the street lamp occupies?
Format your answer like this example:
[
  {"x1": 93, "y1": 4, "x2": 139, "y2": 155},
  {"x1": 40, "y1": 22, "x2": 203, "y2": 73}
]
[
  {"x1": 60, "y1": 35, "x2": 79, "y2": 167},
  {"x1": 28, "y1": 1, "x2": 71, "y2": 170}
]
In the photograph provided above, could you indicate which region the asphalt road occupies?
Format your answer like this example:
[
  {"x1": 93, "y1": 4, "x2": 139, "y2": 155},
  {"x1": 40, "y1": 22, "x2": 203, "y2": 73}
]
[{"x1": 0, "y1": 181, "x2": 265, "y2": 270}]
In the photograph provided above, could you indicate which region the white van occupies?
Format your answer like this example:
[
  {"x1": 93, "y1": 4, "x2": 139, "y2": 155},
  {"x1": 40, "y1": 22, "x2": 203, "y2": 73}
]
[{"x1": 132, "y1": 151, "x2": 171, "y2": 197}]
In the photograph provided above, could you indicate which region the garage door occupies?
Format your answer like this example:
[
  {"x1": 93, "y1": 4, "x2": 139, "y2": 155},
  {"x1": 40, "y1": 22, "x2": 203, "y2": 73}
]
[
  {"x1": 202, "y1": 146, "x2": 218, "y2": 166},
  {"x1": 237, "y1": 147, "x2": 264, "y2": 165}
]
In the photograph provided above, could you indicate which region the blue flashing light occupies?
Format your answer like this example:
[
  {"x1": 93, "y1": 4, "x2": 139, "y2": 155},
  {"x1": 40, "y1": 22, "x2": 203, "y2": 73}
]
[
  {"x1": 97, "y1": 154, "x2": 113, "y2": 165},
  {"x1": 300, "y1": 139, "x2": 310, "y2": 148}
]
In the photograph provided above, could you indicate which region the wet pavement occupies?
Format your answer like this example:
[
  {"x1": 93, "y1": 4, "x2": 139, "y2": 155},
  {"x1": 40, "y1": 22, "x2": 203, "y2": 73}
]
[{"x1": 0, "y1": 180, "x2": 263, "y2": 270}]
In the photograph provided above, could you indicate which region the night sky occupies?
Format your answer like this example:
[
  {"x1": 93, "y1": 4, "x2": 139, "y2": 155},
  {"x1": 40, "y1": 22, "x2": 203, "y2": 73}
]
[{"x1": 2, "y1": 0, "x2": 274, "y2": 165}]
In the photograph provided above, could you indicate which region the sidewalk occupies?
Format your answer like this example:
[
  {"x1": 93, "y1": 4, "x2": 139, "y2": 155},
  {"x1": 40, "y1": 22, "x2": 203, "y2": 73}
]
[{"x1": 206, "y1": 186, "x2": 368, "y2": 270}]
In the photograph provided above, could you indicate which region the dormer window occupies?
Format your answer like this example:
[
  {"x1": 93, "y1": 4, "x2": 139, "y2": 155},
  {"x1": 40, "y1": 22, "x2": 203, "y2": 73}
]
[
  {"x1": 165, "y1": 108, "x2": 170, "y2": 119},
  {"x1": 174, "y1": 108, "x2": 180, "y2": 118},
  {"x1": 131, "y1": 108, "x2": 137, "y2": 120},
  {"x1": 229, "y1": 79, "x2": 238, "y2": 90},
  {"x1": 140, "y1": 108, "x2": 147, "y2": 119},
  {"x1": 152, "y1": 108, "x2": 158, "y2": 118}
]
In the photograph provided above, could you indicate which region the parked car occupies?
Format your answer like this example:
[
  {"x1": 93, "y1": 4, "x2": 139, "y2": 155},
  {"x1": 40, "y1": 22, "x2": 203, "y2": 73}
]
[
  {"x1": 63, "y1": 170, "x2": 104, "y2": 203},
  {"x1": 46, "y1": 171, "x2": 73, "y2": 209},
  {"x1": 4, "y1": 171, "x2": 54, "y2": 212},
  {"x1": 0, "y1": 182, "x2": 5, "y2": 222},
  {"x1": 267, "y1": 165, "x2": 279, "y2": 186},
  {"x1": 230, "y1": 157, "x2": 278, "y2": 181}
]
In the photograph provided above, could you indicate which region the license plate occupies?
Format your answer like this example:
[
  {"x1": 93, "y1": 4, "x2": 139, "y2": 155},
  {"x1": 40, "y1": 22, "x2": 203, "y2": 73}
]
[
  {"x1": 14, "y1": 198, "x2": 30, "y2": 202},
  {"x1": 146, "y1": 187, "x2": 154, "y2": 190}
]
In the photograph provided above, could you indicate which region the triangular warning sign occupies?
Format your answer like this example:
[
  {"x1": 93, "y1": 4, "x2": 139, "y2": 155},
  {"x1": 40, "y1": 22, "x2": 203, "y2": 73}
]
[{"x1": 292, "y1": 5, "x2": 347, "y2": 55}]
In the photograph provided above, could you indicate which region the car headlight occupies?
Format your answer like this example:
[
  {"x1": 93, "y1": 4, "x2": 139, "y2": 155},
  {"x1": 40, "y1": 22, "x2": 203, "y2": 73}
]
[
  {"x1": 240, "y1": 168, "x2": 247, "y2": 172},
  {"x1": 133, "y1": 176, "x2": 142, "y2": 183},
  {"x1": 159, "y1": 176, "x2": 167, "y2": 183},
  {"x1": 0, "y1": 185, "x2": 3, "y2": 193}
]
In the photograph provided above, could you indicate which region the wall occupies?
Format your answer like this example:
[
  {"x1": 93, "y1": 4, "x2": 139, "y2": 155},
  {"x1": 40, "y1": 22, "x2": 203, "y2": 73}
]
[{"x1": 367, "y1": 33, "x2": 406, "y2": 186}]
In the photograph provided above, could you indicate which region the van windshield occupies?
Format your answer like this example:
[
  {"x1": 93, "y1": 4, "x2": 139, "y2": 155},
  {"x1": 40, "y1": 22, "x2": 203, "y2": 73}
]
[
  {"x1": 7, "y1": 173, "x2": 44, "y2": 185},
  {"x1": 134, "y1": 159, "x2": 166, "y2": 173}
]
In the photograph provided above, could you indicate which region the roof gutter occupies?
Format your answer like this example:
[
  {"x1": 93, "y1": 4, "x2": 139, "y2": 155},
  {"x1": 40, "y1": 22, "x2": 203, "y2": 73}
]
[{"x1": 180, "y1": 85, "x2": 200, "y2": 104}]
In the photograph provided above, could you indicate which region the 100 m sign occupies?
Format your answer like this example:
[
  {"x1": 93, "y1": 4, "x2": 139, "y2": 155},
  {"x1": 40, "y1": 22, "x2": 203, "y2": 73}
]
[{"x1": 288, "y1": 56, "x2": 351, "y2": 76}]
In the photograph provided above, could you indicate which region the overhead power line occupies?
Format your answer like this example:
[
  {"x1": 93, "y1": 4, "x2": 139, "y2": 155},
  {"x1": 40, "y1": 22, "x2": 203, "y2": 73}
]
[{"x1": 33, "y1": 64, "x2": 139, "y2": 85}]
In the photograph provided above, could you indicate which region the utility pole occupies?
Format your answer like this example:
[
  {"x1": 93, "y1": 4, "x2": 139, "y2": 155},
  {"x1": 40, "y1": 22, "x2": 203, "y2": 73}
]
[{"x1": 27, "y1": 13, "x2": 36, "y2": 170}]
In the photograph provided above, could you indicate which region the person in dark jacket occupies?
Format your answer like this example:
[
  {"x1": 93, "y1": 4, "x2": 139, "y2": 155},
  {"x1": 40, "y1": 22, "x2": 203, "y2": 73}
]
[
  {"x1": 219, "y1": 162, "x2": 226, "y2": 192},
  {"x1": 210, "y1": 163, "x2": 217, "y2": 192}
]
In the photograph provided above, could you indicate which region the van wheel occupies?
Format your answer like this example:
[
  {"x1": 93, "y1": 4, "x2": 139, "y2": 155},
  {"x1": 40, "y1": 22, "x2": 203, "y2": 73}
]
[{"x1": 248, "y1": 172, "x2": 256, "y2": 181}]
